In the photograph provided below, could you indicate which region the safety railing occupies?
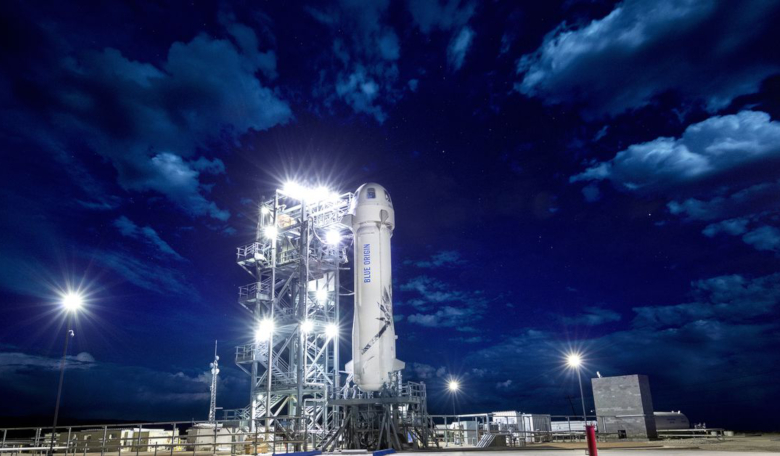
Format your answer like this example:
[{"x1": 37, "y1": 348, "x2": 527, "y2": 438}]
[
  {"x1": 237, "y1": 282, "x2": 271, "y2": 306},
  {"x1": 0, "y1": 418, "x2": 313, "y2": 456},
  {"x1": 428, "y1": 413, "x2": 684, "y2": 447}
]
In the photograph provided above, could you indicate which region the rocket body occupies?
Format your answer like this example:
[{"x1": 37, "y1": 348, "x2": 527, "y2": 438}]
[{"x1": 346, "y1": 183, "x2": 404, "y2": 392}]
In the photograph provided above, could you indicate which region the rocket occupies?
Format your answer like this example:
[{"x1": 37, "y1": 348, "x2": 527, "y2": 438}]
[{"x1": 344, "y1": 183, "x2": 404, "y2": 391}]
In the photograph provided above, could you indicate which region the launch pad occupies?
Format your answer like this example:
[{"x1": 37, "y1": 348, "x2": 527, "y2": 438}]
[
  {"x1": 225, "y1": 182, "x2": 437, "y2": 451},
  {"x1": 322, "y1": 374, "x2": 437, "y2": 451}
]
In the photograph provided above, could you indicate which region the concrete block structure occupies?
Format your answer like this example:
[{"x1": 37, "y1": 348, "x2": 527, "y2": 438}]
[{"x1": 591, "y1": 374, "x2": 657, "y2": 440}]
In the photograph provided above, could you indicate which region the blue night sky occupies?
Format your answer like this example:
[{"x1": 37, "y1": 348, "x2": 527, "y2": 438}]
[{"x1": 1, "y1": 0, "x2": 780, "y2": 430}]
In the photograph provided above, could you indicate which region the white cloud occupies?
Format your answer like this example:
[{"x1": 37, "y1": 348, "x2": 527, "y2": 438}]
[
  {"x1": 496, "y1": 379, "x2": 512, "y2": 388},
  {"x1": 447, "y1": 27, "x2": 474, "y2": 70},
  {"x1": 0, "y1": 348, "x2": 247, "y2": 419},
  {"x1": 571, "y1": 111, "x2": 780, "y2": 253},
  {"x1": 114, "y1": 216, "x2": 184, "y2": 260},
  {"x1": 562, "y1": 306, "x2": 621, "y2": 326},
  {"x1": 23, "y1": 18, "x2": 291, "y2": 220},
  {"x1": 308, "y1": 1, "x2": 402, "y2": 123},
  {"x1": 571, "y1": 111, "x2": 780, "y2": 193},
  {"x1": 407, "y1": 0, "x2": 477, "y2": 72},
  {"x1": 407, "y1": 305, "x2": 482, "y2": 328},
  {"x1": 516, "y1": 0, "x2": 780, "y2": 117},
  {"x1": 702, "y1": 218, "x2": 749, "y2": 238},
  {"x1": 633, "y1": 273, "x2": 780, "y2": 328},
  {"x1": 405, "y1": 250, "x2": 465, "y2": 268},
  {"x1": 0, "y1": 352, "x2": 96, "y2": 374},
  {"x1": 407, "y1": 0, "x2": 475, "y2": 33},
  {"x1": 742, "y1": 226, "x2": 780, "y2": 252},
  {"x1": 90, "y1": 248, "x2": 197, "y2": 299}
]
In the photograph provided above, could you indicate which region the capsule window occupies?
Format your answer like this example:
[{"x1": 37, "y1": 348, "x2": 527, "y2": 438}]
[
  {"x1": 367, "y1": 188, "x2": 376, "y2": 199},
  {"x1": 384, "y1": 190, "x2": 391, "y2": 202}
]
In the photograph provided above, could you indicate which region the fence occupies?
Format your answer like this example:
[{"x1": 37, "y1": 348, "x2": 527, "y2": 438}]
[{"x1": 0, "y1": 417, "x2": 311, "y2": 456}]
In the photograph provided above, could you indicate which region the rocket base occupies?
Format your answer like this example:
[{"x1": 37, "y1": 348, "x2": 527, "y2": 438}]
[{"x1": 322, "y1": 373, "x2": 438, "y2": 451}]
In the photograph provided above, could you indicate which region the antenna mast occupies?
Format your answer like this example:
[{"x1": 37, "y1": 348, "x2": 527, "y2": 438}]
[{"x1": 208, "y1": 340, "x2": 219, "y2": 423}]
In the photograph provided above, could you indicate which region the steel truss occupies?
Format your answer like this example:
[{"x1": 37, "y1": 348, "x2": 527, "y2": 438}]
[
  {"x1": 227, "y1": 191, "x2": 353, "y2": 450},
  {"x1": 321, "y1": 372, "x2": 438, "y2": 451}
]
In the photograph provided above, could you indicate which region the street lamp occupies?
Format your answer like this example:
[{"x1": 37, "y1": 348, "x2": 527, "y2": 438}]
[
  {"x1": 50, "y1": 291, "x2": 83, "y2": 454},
  {"x1": 566, "y1": 352, "x2": 588, "y2": 425},
  {"x1": 447, "y1": 379, "x2": 460, "y2": 446}
]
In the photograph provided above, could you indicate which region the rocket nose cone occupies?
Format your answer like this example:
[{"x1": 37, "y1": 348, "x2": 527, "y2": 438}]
[{"x1": 354, "y1": 183, "x2": 393, "y2": 206}]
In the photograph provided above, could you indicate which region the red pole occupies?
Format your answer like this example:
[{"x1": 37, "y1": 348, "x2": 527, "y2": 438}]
[{"x1": 585, "y1": 425, "x2": 598, "y2": 456}]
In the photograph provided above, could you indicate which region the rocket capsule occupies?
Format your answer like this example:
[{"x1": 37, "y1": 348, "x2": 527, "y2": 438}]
[{"x1": 344, "y1": 183, "x2": 404, "y2": 392}]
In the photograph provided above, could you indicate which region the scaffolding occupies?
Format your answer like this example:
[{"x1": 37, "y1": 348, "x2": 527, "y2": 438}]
[
  {"x1": 225, "y1": 190, "x2": 353, "y2": 450},
  {"x1": 225, "y1": 186, "x2": 437, "y2": 451},
  {"x1": 322, "y1": 372, "x2": 438, "y2": 451}
]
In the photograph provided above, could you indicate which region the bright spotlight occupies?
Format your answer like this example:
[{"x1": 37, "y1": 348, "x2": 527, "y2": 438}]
[
  {"x1": 255, "y1": 319, "x2": 275, "y2": 341},
  {"x1": 260, "y1": 206, "x2": 270, "y2": 215},
  {"x1": 325, "y1": 230, "x2": 341, "y2": 246},
  {"x1": 311, "y1": 186, "x2": 331, "y2": 201},
  {"x1": 301, "y1": 320, "x2": 314, "y2": 333},
  {"x1": 282, "y1": 181, "x2": 307, "y2": 200},
  {"x1": 316, "y1": 288, "x2": 328, "y2": 303},
  {"x1": 264, "y1": 226, "x2": 278, "y2": 239},
  {"x1": 325, "y1": 323, "x2": 339, "y2": 338},
  {"x1": 281, "y1": 182, "x2": 338, "y2": 203},
  {"x1": 448, "y1": 380, "x2": 460, "y2": 392},
  {"x1": 566, "y1": 353, "x2": 582, "y2": 369},
  {"x1": 61, "y1": 292, "x2": 83, "y2": 312}
]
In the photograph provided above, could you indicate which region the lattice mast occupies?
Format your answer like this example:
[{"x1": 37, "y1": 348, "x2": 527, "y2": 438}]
[
  {"x1": 231, "y1": 186, "x2": 352, "y2": 449},
  {"x1": 208, "y1": 340, "x2": 219, "y2": 423}
]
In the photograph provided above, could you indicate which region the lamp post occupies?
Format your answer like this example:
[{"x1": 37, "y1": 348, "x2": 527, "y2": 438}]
[
  {"x1": 448, "y1": 380, "x2": 460, "y2": 446},
  {"x1": 49, "y1": 292, "x2": 83, "y2": 455},
  {"x1": 566, "y1": 353, "x2": 588, "y2": 424}
]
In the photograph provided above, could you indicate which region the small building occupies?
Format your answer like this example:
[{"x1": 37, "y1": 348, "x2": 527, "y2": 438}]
[
  {"x1": 186, "y1": 424, "x2": 236, "y2": 452},
  {"x1": 550, "y1": 419, "x2": 593, "y2": 433},
  {"x1": 491, "y1": 411, "x2": 552, "y2": 443},
  {"x1": 43, "y1": 428, "x2": 178, "y2": 452},
  {"x1": 591, "y1": 374, "x2": 657, "y2": 440}
]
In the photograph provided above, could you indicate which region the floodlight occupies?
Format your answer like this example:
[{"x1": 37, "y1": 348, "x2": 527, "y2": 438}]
[
  {"x1": 448, "y1": 380, "x2": 460, "y2": 392},
  {"x1": 325, "y1": 323, "x2": 339, "y2": 338},
  {"x1": 255, "y1": 319, "x2": 275, "y2": 341},
  {"x1": 311, "y1": 186, "x2": 331, "y2": 201},
  {"x1": 301, "y1": 320, "x2": 314, "y2": 333},
  {"x1": 316, "y1": 288, "x2": 328, "y2": 303},
  {"x1": 282, "y1": 181, "x2": 306, "y2": 200},
  {"x1": 325, "y1": 230, "x2": 342, "y2": 246},
  {"x1": 260, "y1": 206, "x2": 270, "y2": 215},
  {"x1": 264, "y1": 226, "x2": 278, "y2": 239},
  {"x1": 61, "y1": 292, "x2": 83, "y2": 312},
  {"x1": 566, "y1": 353, "x2": 582, "y2": 369}
]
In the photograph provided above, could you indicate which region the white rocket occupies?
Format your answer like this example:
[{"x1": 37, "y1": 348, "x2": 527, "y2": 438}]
[{"x1": 344, "y1": 183, "x2": 404, "y2": 391}]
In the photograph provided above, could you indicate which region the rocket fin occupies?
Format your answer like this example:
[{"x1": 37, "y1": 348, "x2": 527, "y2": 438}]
[
  {"x1": 345, "y1": 360, "x2": 354, "y2": 374},
  {"x1": 392, "y1": 359, "x2": 405, "y2": 372}
]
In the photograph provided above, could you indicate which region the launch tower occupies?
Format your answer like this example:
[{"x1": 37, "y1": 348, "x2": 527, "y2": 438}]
[
  {"x1": 227, "y1": 184, "x2": 350, "y2": 449},
  {"x1": 227, "y1": 182, "x2": 436, "y2": 451}
]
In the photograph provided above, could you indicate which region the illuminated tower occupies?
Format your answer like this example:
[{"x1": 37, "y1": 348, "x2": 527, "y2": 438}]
[{"x1": 228, "y1": 183, "x2": 351, "y2": 450}]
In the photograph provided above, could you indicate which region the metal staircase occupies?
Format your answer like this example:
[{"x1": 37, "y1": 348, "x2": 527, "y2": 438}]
[{"x1": 477, "y1": 433, "x2": 496, "y2": 448}]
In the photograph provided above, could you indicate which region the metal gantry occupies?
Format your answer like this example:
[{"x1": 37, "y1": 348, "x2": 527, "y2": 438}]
[{"x1": 228, "y1": 189, "x2": 353, "y2": 449}]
